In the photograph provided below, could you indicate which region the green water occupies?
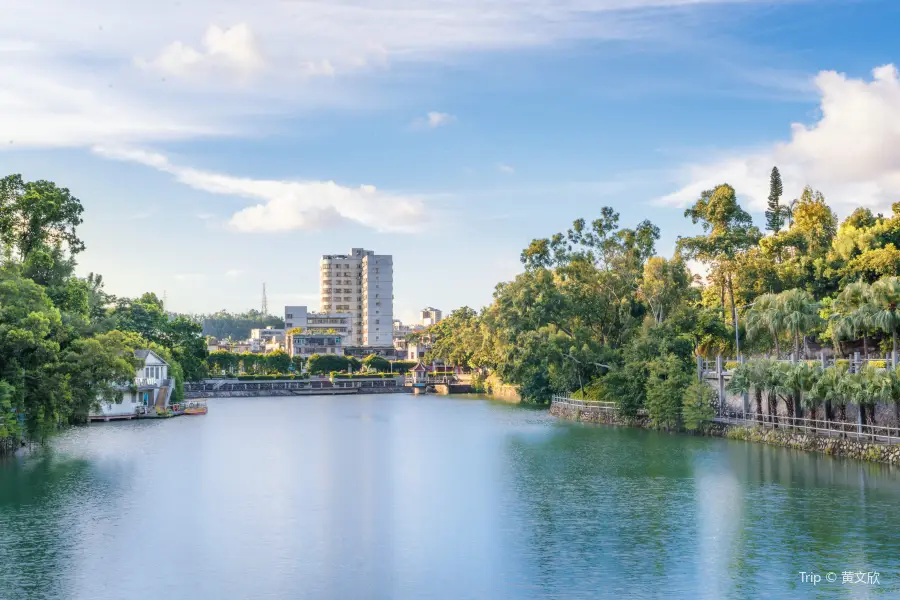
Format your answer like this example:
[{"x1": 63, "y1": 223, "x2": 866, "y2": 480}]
[{"x1": 1, "y1": 394, "x2": 899, "y2": 599}]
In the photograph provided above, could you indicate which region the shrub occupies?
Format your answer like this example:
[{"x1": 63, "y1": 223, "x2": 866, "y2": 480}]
[
  {"x1": 682, "y1": 380, "x2": 716, "y2": 432},
  {"x1": 645, "y1": 354, "x2": 690, "y2": 430},
  {"x1": 868, "y1": 360, "x2": 887, "y2": 369},
  {"x1": 724, "y1": 361, "x2": 739, "y2": 371}
]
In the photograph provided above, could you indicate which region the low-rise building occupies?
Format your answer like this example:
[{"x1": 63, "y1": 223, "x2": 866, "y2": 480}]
[
  {"x1": 343, "y1": 345, "x2": 402, "y2": 360},
  {"x1": 285, "y1": 306, "x2": 353, "y2": 338},
  {"x1": 287, "y1": 332, "x2": 343, "y2": 359},
  {"x1": 90, "y1": 350, "x2": 175, "y2": 420}
]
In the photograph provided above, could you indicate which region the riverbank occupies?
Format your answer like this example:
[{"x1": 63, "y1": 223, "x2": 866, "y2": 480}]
[
  {"x1": 186, "y1": 387, "x2": 412, "y2": 399},
  {"x1": 549, "y1": 401, "x2": 900, "y2": 466}
]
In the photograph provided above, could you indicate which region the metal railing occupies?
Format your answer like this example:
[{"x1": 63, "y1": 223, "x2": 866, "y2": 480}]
[
  {"x1": 405, "y1": 375, "x2": 459, "y2": 385},
  {"x1": 715, "y1": 409, "x2": 900, "y2": 445}
]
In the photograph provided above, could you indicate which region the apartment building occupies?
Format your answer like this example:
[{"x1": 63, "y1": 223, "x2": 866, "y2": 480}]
[
  {"x1": 320, "y1": 248, "x2": 393, "y2": 346},
  {"x1": 420, "y1": 307, "x2": 443, "y2": 326}
]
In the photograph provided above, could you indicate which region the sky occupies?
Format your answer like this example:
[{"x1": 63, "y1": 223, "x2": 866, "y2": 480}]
[{"x1": 3, "y1": 0, "x2": 900, "y2": 324}]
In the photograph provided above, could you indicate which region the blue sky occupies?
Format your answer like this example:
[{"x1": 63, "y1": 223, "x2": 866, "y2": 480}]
[{"x1": 2, "y1": 0, "x2": 900, "y2": 323}]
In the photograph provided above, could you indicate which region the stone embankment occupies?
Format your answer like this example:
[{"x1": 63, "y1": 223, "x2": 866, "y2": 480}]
[
  {"x1": 719, "y1": 426, "x2": 900, "y2": 465},
  {"x1": 550, "y1": 401, "x2": 900, "y2": 466}
]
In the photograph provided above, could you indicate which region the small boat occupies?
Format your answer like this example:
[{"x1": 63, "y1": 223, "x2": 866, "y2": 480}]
[{"x1": 184, "y1": 400, "x2": 208, "y2": 415}]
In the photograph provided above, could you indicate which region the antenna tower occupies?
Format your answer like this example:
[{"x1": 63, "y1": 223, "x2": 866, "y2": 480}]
[{"x1": 261, "y1": 283, "x2": 268, "y2": 318}]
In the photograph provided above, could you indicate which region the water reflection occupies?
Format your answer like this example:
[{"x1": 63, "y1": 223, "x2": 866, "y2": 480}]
[
  {"x1": 503, "y1": 424, "x2": 900, "y2": 599},
  {"x1": 2, "y1": 397, "x2": 900, "y2": 600}
]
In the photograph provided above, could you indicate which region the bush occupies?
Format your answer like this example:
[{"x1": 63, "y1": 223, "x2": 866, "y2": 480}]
[
  {"x1": 237, "y1": 374, "x2": 299, "y2": 381},
  {"x1": 868, "y1": 360, "x2": 887, "y2": 369},
  {"x1": 645, "y1": 354, "x2": 690, "y2": 430},
  {"x1": 682, "y1": 380, "x2": 716, "y2": 432},
  {"x1": 571, "y1": 379, "x2": 609, "y2": 401},
  {"x1": 724, "y1": 361, "x2": 739, "y2": 371}
]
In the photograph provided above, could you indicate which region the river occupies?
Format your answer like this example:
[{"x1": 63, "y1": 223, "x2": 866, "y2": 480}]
[{"x1": 1, "y1": 394, "x2": 899, "y2": 599}]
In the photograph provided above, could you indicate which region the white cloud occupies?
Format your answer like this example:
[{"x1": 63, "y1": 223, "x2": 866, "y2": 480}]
[
  {"x1": 661, "y1": 64, "x2": 900, "y2": 216},
  {"x1": 93, "y1": 146, "x2": 429, "y2": 233},
  {"x1": 224, "y1": 269, "x2": 245, "y2": 277},
  {"x1": 138, "y1": 24, "x2": 264, "y2": 78},
  {"x1": 411, "y1": 111, "x2": 455, "y2": 130},
  {"x1": 0, "y1": 0, "x2": 798, "y2": 150},
  {"x1": 428, "y1": 112, "x2": 454, "y2": 128},
  {"x1": 498, "y1": 163, "x2": 516, "y2": 175}
]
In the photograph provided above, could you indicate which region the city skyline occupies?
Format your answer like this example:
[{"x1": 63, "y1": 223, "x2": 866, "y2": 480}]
[{"x1": 3, "y1": 1, "x2": 900, "y2": 322}]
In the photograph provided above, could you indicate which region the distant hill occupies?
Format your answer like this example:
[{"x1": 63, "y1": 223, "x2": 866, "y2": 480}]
[{"x1": 195, "y1": 310, "x2": 285, "y2": 341}]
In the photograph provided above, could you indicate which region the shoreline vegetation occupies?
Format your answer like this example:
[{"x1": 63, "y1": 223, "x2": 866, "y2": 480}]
[
  {"x1": 416, "y1": 172, "x2": 900, "y2": 459},
  {"x1": 549, "y1": 400, "x2": 900, "y2": 466}
]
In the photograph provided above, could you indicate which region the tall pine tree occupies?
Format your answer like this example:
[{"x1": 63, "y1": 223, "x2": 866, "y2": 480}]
[{"x1": 765, "y1": 166, "x2": 784, "y2": 232}]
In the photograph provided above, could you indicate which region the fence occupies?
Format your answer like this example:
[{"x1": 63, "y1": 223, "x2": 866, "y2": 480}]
[
  {"x1": 551, "y1": 395, "x2": 900, "y2": 445},
  {"x1": 715, "y1": 409, "x2": 900, "y2": 445}
]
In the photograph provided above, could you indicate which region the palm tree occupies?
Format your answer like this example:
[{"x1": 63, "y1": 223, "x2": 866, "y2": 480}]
[
  {"x1": 727, "y1": 361, "x2": 767, "y2": 422},
  {"x1": 782, "y1": 361, "x2": 821, "y2": 425},
  {"x1": 874, "y1": 367, "x2": 900, "y2": 428},
  {"x1": 779, "y1": 289, "x2": 820, "y2": 361},
  {"x1": 831, "y1": 281, "x2": 875, "y2": 358},
  {"x1": 745, "y1": 293, "x2": 784, "y2": 358},
  {"x1": 802, "y1": 364, "x2": 828, "y2": 422},
  {"x1": 780, "y1": 198, "x2": 799, "y2": 228},
  {"x1": 755, "y1": 358, "x2": 782, "y2": 426},
  {"x1": 812, "y1": 365, "x2": 847, "y2": 424},
  {"x1": 870, "y1": 276, "x2": 900, "y2": 367}
]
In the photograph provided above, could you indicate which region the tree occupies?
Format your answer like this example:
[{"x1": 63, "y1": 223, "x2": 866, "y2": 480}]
[
  {"x1": 638, "y1": 255, "x2": 693, "y2": 325},
  {"x1": 874, "y1": 367, "x2": 900, "y2": 427},
  {"x1": 678, "y1": 184, "x2": 761, "y2": 353},
  {"x1": 112, "y1": 293, "x2": 169, "y2": 344},
  {"x1": 645, "y1": 353, "x2": 690, "y2": 430},
  {"x1": 61, "y1": 331, "x2": 142, "y2": 421},
  {"x1": 790, "y1": 187, "x2": 837, "y2": 258},
  {"x1": 869, "y1": 276, "x2": 900, "y2": 366},
  {"x1": 765, "y1": 166, "x2": 784, "y2": 233},
  {"x1": 0, "y1": 174, "x2": 85, "y2": 259},
  {"x1": 0, "y1": 272, "x2": 66, "y2": 441},
  {"x1": 811, "y1": 365, "x2": 848, "y2": 422},
  {"x1": 778, "y1": 289, "x2": 820, "y2": 360},
  {"x1": 830, "y1": 281, "x2": 875, "y2": 358},
  {"x1": 307, "y1": 354, "x2": 350, "y2": 375},
  {"x1": 266, "y1": 349, "x2": 292, "y2": 374},
  {"x1": 682, "y1": 380, "x2": 715, "y2": 431},
  {"x1": 745, "y1": 293, "x2": 784, "y2": 358},
  {"x1": 362, "y1": 354, "x2": 391, "y2": 372},
  {"x1": 164, "y1": 316, "x2": 208, "y2": 381}
]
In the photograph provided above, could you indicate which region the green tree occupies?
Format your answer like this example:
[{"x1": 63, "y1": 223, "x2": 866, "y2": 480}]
[
  {"x1": 266, "y1": 349, "x2": 292, "y2": 374},
  {"x1": 0, "y1": 174, "x2": 85, "y2": 258},
  {"x1": 765, "y1": 166, "x2": 784, "y2": 233},
  {"x1": 61, "y1": 331, "x2": 142, "y2": 421},
  {"x1": 362, "y1": 354, "x2": 391, "y2": 372},
  {"x1": 778, "y1": 289, "x2": 820, "y2": 360},
  {"x1": 869, "y1": 276, "x2": 900, "y2": 366},
  {"x1": 744, "y1": 293, "x2": 785, "y2": 358},
  {"x1": 307, "y1": 354, "x2": 350, "y2": 375},
  {"x1": 645, "y1": 353, "x2": 690, "y2": 430},
  {"x1": 682, "y1": 380, "x2": 715, "y2": 432},
  {"x1": 638, "y1": 255, "x2": 693, "y2": 325},
  {"x1": 678, "y1": 184, "x2": 761, "y2": 351},
  {"x1": 830, "y1": 281, "x2": 875, "y2": 358}
]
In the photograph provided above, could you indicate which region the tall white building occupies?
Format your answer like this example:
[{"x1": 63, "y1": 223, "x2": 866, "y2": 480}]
[{"x1": 320, "y1": 248, "x2": 393, "y2": 346}]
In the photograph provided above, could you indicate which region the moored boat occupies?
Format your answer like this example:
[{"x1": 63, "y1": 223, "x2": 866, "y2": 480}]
[{"x1": 184, "y1": 400, "x2": 208, "y2": 415}]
